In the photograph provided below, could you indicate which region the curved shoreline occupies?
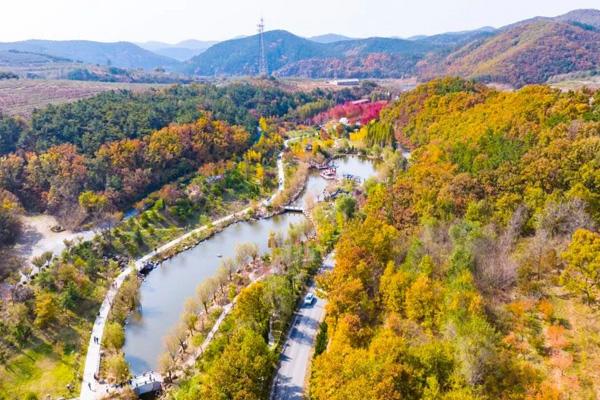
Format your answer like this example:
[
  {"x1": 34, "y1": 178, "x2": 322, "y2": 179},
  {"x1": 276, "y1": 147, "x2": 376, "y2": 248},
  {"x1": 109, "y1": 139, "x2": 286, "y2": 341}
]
[
  {"x1": 80, "y1": 207, "x2": 254, "y2": 399},
  {"x1": 79, "y1": 137, "x2": 303, "y2": 399}
]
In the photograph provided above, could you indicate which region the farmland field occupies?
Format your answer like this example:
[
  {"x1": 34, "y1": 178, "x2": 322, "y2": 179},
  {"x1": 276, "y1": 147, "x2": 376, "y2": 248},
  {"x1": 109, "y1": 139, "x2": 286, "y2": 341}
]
[
  {"x1": 550, "y1": 75, "x2": 600, "y2": 91},
  {"x1": 0, "y1": 79, "x2": 167, "y2": 117}
]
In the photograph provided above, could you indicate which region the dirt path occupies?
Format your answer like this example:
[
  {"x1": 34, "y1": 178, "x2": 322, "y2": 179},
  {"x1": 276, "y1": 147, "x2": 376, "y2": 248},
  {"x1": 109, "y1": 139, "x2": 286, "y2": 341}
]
[{"x1": 15, "y1": 215, "x2": 96, "y2": 281}]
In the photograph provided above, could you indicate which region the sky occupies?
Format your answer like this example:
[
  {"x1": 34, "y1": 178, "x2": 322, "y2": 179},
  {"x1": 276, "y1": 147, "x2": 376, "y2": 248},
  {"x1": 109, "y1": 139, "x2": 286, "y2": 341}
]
[{"x1": 0, "y1": 0, "x2": 599, "y2": 43}]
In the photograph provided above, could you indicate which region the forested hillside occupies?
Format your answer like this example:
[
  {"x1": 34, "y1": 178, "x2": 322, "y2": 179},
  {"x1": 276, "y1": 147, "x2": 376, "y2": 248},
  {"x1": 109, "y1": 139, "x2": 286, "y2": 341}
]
[
  {"x1": 419, "y1": 19, "x2": 600, "y2": 87},
  {"x1": 0, "y1": 80, "x2": 368, "y2": 216},
  {"x1": 183, "y1": 9, "x2": 600, "y2": 86},
  {"x1": 311, "y1": 78, "x2": 600, "y2": 399},
  {"x1": 0, "y1": 40, "x2": 179, "y2": 70},
  {"x1": 22, "y1": 83, "x2": 321, "y2": 154},
  {"x1": 0, "y1": 80, "x2": 371, "y2": 272},
  {"x1": 184, "y1": 30, "x2": 436, "y2": 78}
]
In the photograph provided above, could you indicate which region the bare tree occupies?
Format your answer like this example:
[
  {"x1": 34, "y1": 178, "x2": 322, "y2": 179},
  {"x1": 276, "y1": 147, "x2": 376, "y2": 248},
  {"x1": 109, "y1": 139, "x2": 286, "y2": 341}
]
[
  {"x1": 215, "y1": 265, "x2": 230, "y2": 295},
  {"x1": 183, "y1": 298, "x2": 200, "y2": 334},
  {"x1": 158, "y1": 352, "x2": 176, "y2": 382},
  {"x1": 196, "y1": 279, "x2": 217, "y2": 314},
  {"x1": 173, "y1": 323, "x2": 188, "y2": 352},
  {"x1": 220, "y1": 257, "x2": 237, "y2": 279},
  {"x1": 164, "y1": 332, "x2": 180, "y2": 362},
  {"x1": 536, "y1": 198, "x2": 594, "y2": 239},
  {"x1": 268, "y1": 231, "x2": 284, "y2": 250},
  {"x1": 473, "y1": 207, "x2": 526, "y2": 295},
  {"x1": 420, "y1": 222, "x2": 452, "y2": 271},
  {"x1": 235, "y1": 242, "x2": 259, "y2": 267}
]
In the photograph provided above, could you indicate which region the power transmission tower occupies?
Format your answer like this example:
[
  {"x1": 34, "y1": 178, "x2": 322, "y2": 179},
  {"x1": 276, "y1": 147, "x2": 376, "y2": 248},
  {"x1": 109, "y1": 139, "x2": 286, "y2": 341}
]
[{"x1": 257, "y1": 17, "x2": 268, "y2": 76}]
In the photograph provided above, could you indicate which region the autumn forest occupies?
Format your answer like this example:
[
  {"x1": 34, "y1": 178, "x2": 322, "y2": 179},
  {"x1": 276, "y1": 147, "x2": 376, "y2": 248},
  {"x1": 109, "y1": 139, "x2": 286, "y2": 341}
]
[{"x1": 0, "y1": 72, "x2": 599, "y2": 400}]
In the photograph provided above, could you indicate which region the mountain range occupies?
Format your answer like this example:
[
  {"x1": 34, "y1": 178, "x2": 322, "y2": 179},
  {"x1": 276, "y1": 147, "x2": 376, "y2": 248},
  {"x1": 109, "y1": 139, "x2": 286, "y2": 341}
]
[
  {"x1": 1, "y1": 9, "x2": 600, "y2": 87},
  {"x1": 136, "y1": 39, "x2": 219, "y2": 61},
  {"x1": 309, "y1": 34, "x2": 355, "y2": 43},
  {"x1": 183, "y1": 30, "x2": 440, "y2": 77},
  {"x1": 0, "y1": 40, "x2": 179, "y2": 70},
  {"x1": 418, "y1": 9, "x2": 600, "y2": 86},
  {"x1": 184, "y1": 9, "x2": 600, "y2": 86}
]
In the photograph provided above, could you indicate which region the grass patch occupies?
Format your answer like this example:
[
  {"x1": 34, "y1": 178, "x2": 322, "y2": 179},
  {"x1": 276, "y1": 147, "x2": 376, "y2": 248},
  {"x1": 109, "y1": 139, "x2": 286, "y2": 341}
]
[
  {"x1": 0, "y1": 341, "x2": 80, "y2": 399},
  {"x1": 550, "y1": 292, "x2": 600, "y2": 397}
]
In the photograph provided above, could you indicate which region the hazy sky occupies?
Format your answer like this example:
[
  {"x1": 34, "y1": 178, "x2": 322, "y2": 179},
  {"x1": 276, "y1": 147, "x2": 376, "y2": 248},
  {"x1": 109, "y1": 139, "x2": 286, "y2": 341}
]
[{"x1": 1, "y1": 0, "x2": 599, "y2": 43}]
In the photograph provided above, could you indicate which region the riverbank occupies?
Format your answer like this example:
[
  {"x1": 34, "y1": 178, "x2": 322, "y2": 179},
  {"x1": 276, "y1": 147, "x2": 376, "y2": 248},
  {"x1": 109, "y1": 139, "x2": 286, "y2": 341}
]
[
  {"x1": 80, "y1": 138, "x2": 301, "y2": 399},
  {"x1": 81, "y1": 142, "x2": 371, "y2": 398},
  {"x1": 80, "y1": 204, "x2": 263, "y2": 399},
  {"x1": 161, "y1": 219, "x2": 323, "y2": 399},
  {"x1": 128, "y1": 155, "x2": 375, "y2": 397}
]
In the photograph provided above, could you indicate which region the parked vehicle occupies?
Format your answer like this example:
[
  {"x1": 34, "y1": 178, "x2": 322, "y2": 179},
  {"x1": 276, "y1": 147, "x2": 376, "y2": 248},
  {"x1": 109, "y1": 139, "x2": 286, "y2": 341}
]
[{"x1": 304, "y1": 292, "x2": 315, "y2": 306}]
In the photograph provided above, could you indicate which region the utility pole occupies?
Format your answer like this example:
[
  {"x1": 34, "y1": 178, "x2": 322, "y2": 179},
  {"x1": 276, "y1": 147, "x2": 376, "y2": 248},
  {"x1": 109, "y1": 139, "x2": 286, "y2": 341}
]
[{"x1": 257, "y1": 17, "x2": 268, "y2": 76}]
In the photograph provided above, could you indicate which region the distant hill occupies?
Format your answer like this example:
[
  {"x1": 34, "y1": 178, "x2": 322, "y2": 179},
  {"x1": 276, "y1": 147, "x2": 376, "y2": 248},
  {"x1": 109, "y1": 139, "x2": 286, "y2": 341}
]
[
  {"x1": 184, "y1": 31, "x2": 329, "y2": 76},
  {"x1": 505, "y1": 8, "x2": 600, "y2": 31},
  {"x1": 176, "y1": 39, "x2": 219, "y2": 50},
  {"x1": 0, "y1": 50, "x2": 74, "y2": 66},
  {"x1": 182, "y1": 9, "x2": 600, "y2": 85},
  {"x1": 554, "y1": 9, "x2": 600, "y2": 29},
  {"x1": 136, "y1": 41, "x2": 173, "y2": 52},
  {"x1": 149, "y1": 47, "x2": 201, "y2": 61},
  {"x1": 412, "y1": 27, "x2": 497, "y2": 48},
  {"x1": 309, "y1": 34, "x2": 355, "y2": 43},
  {"x1": 3, "y1": 9, "x2": 600, "y2": 85},
  {"x1": 419, "y1": 9, "x2": 600, "y2": 86},
  {"x1": 0, "y1": 49, "x2": 192, "y2": 84},
  {"x1": 0, "y1": 40, "x2": 179, "y2": 70},
  {"x1": 137, "y1": 39, "x2": 218, "y2": 61},
  {"x1": 184, "y1": 30, "x2": 437, "y2": 77}
]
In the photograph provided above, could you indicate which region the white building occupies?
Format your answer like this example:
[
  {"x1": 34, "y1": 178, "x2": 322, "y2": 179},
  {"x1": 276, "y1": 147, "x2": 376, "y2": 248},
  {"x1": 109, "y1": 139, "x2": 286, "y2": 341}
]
[{"x1": 330, "y1": 79, "x2": 360, "y2": 86}]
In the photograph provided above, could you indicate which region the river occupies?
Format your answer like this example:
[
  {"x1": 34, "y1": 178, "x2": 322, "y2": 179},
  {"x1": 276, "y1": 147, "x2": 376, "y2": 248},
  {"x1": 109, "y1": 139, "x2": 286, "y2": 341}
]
[
  {"x1": 123, "y1": 155, "x2": 377, "y2": 374},
  {"x1": 291, "y1": 155, "x2": 379, "y2": 208}
]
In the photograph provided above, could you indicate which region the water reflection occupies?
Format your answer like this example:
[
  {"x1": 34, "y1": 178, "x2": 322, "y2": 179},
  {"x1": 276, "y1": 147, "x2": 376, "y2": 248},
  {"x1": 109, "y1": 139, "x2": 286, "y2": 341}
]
[{"x1": 123, "y1": 156, "x2": 376, "y2": 374}]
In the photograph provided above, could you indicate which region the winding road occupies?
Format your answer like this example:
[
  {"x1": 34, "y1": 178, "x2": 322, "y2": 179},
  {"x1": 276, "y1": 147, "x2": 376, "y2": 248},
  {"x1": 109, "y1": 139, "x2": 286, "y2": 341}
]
[
  {"x1": 79, "y1": 210, "x2": 251, "y2": 399},
  {"x1": 271, "y1": 253, "x2": 334, "y2": 400},
  {"x1": 79, "y1": 136, "x2": 303, "y2": 399}
]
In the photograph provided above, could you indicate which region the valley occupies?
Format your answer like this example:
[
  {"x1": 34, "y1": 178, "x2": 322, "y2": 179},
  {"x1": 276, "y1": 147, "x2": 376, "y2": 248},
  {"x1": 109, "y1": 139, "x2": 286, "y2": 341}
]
[
  {"x1": 1, "y1": 9, "x2": 600, "y2": 91},
  {"x1": 1, "y1": 4, "x2": 600, "y2": 400}
]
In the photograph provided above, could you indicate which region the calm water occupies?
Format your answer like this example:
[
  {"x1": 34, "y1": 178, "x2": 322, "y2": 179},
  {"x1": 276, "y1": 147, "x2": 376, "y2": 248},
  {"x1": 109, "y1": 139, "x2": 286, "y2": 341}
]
[
  {"x1": 335, "y1": 155, "x2": 378, "y2": 181},
  {"x1": 292, "y1": 155, "x2": 378, "y2": 208},
  {"x1": 123, "y1": 156, "x2": 376, "y2": 374}
]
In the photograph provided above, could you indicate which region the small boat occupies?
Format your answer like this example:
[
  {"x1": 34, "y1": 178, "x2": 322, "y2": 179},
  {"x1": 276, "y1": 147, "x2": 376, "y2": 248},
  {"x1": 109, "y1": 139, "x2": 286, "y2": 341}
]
[
  {"x1": 139, "y1": 262, "x2": 156, "y2": 275},
  {"x1": 319, "y1": 167, "x2": 337, "y2": 180},
  {"x1": 50, "y1": 225, "x2": 65, "y2": 233},
  {"x1": 217, "y1": 254, "x2": 223, "y2": 258}
]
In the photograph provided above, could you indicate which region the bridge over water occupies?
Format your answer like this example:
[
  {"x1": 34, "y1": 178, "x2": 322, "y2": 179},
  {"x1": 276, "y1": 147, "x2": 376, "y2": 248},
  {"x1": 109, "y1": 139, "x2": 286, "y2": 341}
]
[{"x1": 283, "y1": 205, "x2": 304, "y2": 213}]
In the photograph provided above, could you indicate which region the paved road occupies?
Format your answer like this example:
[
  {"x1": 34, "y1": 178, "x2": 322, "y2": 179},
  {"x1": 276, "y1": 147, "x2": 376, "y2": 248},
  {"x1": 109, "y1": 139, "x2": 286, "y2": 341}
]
[
  {"x1": 79, "y1": 209, "x2": 254, "y2": 399},
  {"x1": 79, "y1": 142, "x2": 294, "y2": 400},
  {"x1": 271, "y1": 254, "x2": 334, "y2": 400},
  {"x1": 264, "y1": 136, "x2": 303, "y2": 207}
]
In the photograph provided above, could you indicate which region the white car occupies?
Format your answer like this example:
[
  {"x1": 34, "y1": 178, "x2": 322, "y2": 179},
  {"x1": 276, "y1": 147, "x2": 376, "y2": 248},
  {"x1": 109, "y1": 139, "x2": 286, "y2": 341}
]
[{"x1": 303, "y1": 292, "x2": 315, "y2": 306}]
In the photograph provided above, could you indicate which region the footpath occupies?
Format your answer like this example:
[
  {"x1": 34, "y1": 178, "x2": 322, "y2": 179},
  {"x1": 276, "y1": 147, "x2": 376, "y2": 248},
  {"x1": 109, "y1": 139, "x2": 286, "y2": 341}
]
[{"x1": 78, "y1": 138, "x2": 299, "y2": 399}]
